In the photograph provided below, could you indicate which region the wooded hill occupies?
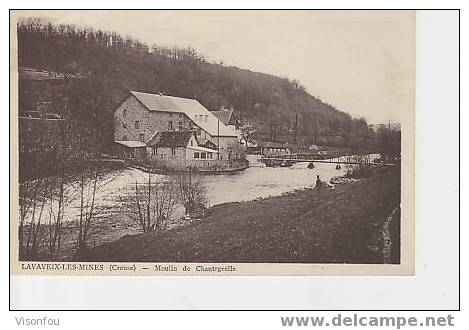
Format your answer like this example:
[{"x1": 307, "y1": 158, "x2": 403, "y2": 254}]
[{"x1": 17, "y1": 17, "x2": 377, "y2": 150}]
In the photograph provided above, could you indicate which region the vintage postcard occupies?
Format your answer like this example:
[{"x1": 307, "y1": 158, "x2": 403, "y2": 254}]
[{"x1": 10, "y1": 10, "x2": 415, "y2": 275}]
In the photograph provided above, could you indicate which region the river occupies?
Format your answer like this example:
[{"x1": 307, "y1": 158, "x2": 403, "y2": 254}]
[
  {"x1": 21, "y1": 153, "x2": 381, "y2": 259},
  {"x1": 24, "y1": 153, "x2": 380, "y2": 224},
  {"x1": 200, "y1": 155, "x2": 349, "y2": 206}
]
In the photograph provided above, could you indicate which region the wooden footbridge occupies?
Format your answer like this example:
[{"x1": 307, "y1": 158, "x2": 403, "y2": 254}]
[{"x1": 259, "y1": 154, "x2": 396, "y2": 167}]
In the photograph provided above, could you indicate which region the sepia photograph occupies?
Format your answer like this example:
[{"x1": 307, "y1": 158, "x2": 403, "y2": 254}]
[{"x1": 10, "y1": 10, "x2": 415, "y2": 275}]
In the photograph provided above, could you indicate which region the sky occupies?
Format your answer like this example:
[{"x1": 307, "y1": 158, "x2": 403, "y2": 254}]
[{"x1": 18, "y1": 10, "x2": 415, "y2": 125}]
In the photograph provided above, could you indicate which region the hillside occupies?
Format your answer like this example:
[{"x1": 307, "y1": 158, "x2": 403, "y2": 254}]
[{"x1": 17, "y1": 17, "x2": 376, "y2": 150}]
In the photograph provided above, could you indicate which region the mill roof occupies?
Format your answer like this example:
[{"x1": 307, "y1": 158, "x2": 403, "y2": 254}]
[
  {"x1": 147, "y1": 131, "x2": 194, "y2": 148},
  {"x1": 129, "y1": 91, "x2": 237, "y2": 137}
]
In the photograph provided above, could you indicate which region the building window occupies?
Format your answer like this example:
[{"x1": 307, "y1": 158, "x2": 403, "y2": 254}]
[
  {"x1": 190, "y1": 140, "x2": 193, "y2": 146},
  {"x1": 194, "y1": 152, "x2": 199, "y2": 159},
  {"x1": 139, "y1": 134, "x2": 145, "y2": 142},
  {"x1": 153, "y1": 147, "x2": 157, "y2": 156},
  {"x1": 135, "y1": 121, "x2": 140, "y2": 129},
  {"x1": 171, "y1": 148, "x2": 176, "y2": 156},
  {"x1": 197, "y1": 128, "x2": 201, "y2": 136},
  {"x1": 201, "y1": 152, "x2": 206, "y2": 159},
  {"x1": 168, "y1": 121, "x2": 173, "y2": 130},
  {"x1": 208, "y1": 153, "x2": 212, "y2": 159}
]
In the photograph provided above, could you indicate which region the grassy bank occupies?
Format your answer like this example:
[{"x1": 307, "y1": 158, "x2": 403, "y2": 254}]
[{"x1": 78, "y1": 167, "x2": 401, "y2": 264}]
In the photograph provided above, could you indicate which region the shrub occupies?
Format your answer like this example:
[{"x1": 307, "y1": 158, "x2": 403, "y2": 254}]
[{"x1": 345, "y1": 164, "x2": 374, "y2": 179}]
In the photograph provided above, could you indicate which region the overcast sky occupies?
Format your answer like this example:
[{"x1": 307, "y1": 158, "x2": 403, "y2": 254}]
[{"x1": 20, "y1": 10, "x2": 415, "y2": 125}]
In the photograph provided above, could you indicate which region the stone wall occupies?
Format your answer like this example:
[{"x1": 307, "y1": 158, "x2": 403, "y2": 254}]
[
  {"x1": 145, "y1": 144, "x2": 246, "y2": 172},
  {"x1": 149, "y1": 111, "x2": 191, "y2": 135},
  {"x1": 114, "y1": 95, "x2": 192, "y2": 143},
  {"x1": 114, "y1": 95, "x2": 153, "y2": 142}
]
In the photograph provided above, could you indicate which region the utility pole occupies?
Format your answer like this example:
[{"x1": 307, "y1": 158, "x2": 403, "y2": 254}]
[
  {"x1": 217, "y1": 118, "x2": 220, "y2": 160},
  {"x1": 387, "y1": 119, "x2": 392, "y2": 161},
  {"x1": 293, "y1": 113, "x2": 298, "y2": 145},
  {"x1": 314, "y1": 116, "x2": 319, "y2": 145}
]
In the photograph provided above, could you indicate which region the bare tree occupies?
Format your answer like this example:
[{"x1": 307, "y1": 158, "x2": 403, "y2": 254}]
[
  {"x1": 152, "y1": 177, "x2": 178, "y2": 232},
  {"x1": 19, "y1": 178, "x2": 49, "y2": 259},
  {"x1": 75, "y1": 169, "x2": 99, "y2": 251},
  {"x1": 74, "y1": 165, "x2": 122, "y2": 254},
  {"x1": 227, "y1": 141, "x2": 246, "y2": 160},
  {"x1": 177, "y1": 169, "x2": 207, "y2": 220},
  {"x1": 19, "y1": 173, "x2": 76, "y2": 260},
  {"x1": 240, "y1": 124, "x2": 256, "y2": 146},
  {"x1": 127, "y1": 173, "x2": 179, "y2": 233}
]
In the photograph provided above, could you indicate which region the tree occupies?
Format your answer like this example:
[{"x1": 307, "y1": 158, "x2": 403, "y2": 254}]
[
  {"x1": 126, "y1": 173, "x2": 178, "y2": 233},
  {"x1": 376, "y1": 123, "x2": 401, "y2": 162},
  {"x1": 240, "y1": 124, "x2": 256, "y2": 146},
  {"x1": 74, "y1": 167, "x2": 101, "y2": 252},
  {"x1": 227, "y1": 141, "x2": 246, "y2": 160},
  {"x1": 19, "y1": 178, "x2": 50, "y2": 259},
  {"x1": 177, "y1": 169, "x2": 207, "y2": 219}
]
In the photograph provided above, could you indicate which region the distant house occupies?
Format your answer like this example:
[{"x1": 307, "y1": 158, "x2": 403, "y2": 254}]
[
  {"x1": 113, "y1": 91, "x2": 239, "y2": 160},
  {"x1": 211, "y1": 108, "x2": 242, "y2": 140},
  {"x1": 19, "y1": 67, "x2": 84, "y2": 81},
  {"x1": 211, "y1": 108, "x2": 237, "y2": 127},
  {"x1": 256, "y1": 140, "x2": 291, "y2": 156},
  {"x1": 147, "y1": 131, "x2": 219, "y2": 168}
]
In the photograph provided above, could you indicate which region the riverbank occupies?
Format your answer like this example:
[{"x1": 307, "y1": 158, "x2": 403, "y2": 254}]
[{"x1": 78, "y1": 166, "x2": 401, "y2": 263}]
